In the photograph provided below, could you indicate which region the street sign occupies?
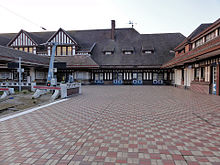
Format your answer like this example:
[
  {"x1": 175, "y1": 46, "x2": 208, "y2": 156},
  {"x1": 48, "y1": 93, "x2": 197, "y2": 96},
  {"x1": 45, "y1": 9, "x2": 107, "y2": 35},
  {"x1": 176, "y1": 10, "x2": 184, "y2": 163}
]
[{"x1": 8, "y1": 62, "x2": 19, "y2": 69}]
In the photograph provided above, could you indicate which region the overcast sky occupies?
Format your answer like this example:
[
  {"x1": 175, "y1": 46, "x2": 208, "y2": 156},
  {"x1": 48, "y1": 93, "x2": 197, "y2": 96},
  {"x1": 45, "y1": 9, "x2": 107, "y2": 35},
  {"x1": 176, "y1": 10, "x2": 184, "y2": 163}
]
[{"x1": 0, "y1": 0, "x2": 219, "y2": 37}]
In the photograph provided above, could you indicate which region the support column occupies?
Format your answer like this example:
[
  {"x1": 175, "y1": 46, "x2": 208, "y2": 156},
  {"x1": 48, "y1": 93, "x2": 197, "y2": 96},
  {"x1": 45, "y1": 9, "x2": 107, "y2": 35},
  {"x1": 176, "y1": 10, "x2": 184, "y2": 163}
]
[
  {"x1": 48, "y1": 46, "x2": 51, "y2": 56},
  {"x1": 207, "y1": 66, "x2": 211, "y2": 82},
  {"x1": 72, "y1": 46, "x2": 75, "y2": 56},
  {"x1": 33, "y1": 46, "x2": 36, "y2": 54},
  {"x1": 217, "y1": 64, "x2": 220, "y2": 95},
  {"x1": 30, "y1": 67, "x2": 35, "y2": 82}
]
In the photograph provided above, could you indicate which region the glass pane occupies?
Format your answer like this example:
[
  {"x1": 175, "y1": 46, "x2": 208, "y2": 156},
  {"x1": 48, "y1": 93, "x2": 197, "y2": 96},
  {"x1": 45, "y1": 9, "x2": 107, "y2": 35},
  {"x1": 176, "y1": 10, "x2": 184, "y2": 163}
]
[
  {"x1": 133, "y1": 73, "x2": 137, "y2": 79},
  {"x1": 118, "y1": 73, "x2": 123, "y2": 80},
  {"x1": 100, "y1": 73, "x2": 103, "y2": 80},
  {"x1": 138, "y1": 73, "x2": 142, "y2": 80},
  {"x1": 68, "y1": 46, "x2": 72, "y2": 55},
  {"x1": 29, "y1": 47, "x2": 33, "y2": 53},
  {"x1": 57, "y1": 46, "x2": 61, "y2": 56},
  {"x1": 62, "y1": 47, "x2": 66, "y2": 55}
]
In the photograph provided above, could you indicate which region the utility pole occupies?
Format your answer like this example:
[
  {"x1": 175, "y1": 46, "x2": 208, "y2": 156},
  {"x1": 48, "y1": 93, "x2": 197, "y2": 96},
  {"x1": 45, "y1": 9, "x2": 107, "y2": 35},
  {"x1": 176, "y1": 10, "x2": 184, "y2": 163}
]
[
  {"x1": 18, "y1": 57, "x2": 22, "y2": 92},
  {"x1": 47, "y1": 43, "x2": 57, "y2": 86}
]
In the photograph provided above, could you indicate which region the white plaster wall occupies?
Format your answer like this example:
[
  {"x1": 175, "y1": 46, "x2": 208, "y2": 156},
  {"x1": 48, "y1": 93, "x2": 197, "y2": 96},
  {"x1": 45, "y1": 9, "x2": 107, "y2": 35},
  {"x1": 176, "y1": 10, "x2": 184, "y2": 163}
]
[
  {"x1": 186, "y1": 68, "x2": 193, "y2": 86},
  {"x1": 174, "y1": 69, "x2": 182, "y2": 85}
]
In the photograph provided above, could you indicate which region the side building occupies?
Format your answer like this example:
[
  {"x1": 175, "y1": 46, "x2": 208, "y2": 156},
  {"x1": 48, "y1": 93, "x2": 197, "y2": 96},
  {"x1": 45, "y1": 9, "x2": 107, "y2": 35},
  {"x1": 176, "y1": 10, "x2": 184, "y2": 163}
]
[
  {"x1": 0, "y1": 20, "x2": 185, "y2": 85},
  {"x1": 163, "y1": 18, "x2": 220, "y2": 95}
]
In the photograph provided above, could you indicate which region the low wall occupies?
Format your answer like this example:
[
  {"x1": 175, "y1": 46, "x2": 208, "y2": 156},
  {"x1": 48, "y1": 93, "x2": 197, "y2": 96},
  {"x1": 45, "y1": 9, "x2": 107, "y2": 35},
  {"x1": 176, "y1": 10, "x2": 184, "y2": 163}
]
[{"x1": 190, "y1": 81, "x2": 210, "y2": 95}]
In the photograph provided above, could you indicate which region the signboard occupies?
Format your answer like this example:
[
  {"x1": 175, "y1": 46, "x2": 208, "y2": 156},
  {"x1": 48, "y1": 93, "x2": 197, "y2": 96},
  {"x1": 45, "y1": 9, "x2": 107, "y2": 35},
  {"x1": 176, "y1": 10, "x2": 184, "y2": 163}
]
[
  {"x1": 8, "y1": 62, "x2": 19, "y2": 69},
  {"x1": 54, "y1": 62, "x2": 66, "y2": 69}
]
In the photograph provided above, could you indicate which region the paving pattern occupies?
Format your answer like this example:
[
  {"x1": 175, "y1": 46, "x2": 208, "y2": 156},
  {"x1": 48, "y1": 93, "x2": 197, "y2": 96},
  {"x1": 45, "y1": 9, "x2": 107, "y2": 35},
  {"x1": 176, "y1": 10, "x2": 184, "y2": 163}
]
[{"x1": 0, "y1": 86, "x2": 220, "y2": 165}]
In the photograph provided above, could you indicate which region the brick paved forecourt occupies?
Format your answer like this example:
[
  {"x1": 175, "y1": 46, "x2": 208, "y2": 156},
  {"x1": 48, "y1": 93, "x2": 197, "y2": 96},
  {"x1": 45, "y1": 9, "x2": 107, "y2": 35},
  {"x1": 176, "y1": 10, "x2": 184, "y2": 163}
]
[{"x1": 0, "y1": 86, "x2": 220, "y2": 165}]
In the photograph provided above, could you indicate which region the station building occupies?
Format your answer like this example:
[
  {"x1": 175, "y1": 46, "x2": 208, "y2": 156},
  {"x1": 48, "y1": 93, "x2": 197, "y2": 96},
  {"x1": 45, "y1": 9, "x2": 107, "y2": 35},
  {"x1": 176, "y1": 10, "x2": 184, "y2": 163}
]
[
  {"x1": 0, "y1": 20, "x2": 185, "y2": 85},
  {"x1": 163, "y1": 18, "x2": 220, "y2": 95}
]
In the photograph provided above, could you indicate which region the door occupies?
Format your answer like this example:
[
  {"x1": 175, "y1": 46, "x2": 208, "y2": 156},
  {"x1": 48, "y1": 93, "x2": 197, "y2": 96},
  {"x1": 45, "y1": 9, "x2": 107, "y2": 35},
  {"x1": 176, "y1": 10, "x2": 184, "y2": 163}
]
[
  {"x1": 212, "y1": 66, "x2": 217, "y2": 95},
  {"x1": 113, "y1": 73, "x2": 123, "y2": 84}
]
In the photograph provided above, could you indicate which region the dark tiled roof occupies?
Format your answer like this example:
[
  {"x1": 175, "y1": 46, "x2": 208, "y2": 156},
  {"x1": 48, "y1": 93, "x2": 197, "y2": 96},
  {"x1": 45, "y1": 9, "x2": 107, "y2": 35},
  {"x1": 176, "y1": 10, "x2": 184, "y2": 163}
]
[
  {"x1": 55, "y1": 55, "x2": 99, "y2": 68},
  {"x1": 28, "y1": 31, "x2": 55, "y2": 45},
  {"x1": 66, "y1": 29, "x2": 111, "y2": 51},
  {"x1": 0, "y1": 45, "x2": 49, "y2": 66},
  {"x1": 0, "y1": 33, "x2": 16, "y2": 46},
  {"x1": 91, "y1": 30, "x2": 185, "y2": 67},
  {"x1": 187, "y1": 23, "x2": 212, "y2": 40},
  {"x1": 0, "y1": 28, "x2": 185, "y2": 68}
]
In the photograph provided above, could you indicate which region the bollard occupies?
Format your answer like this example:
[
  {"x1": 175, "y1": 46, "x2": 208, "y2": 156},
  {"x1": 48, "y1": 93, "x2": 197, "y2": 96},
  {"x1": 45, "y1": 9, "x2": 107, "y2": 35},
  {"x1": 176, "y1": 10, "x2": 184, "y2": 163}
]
[
  {"x1": 79, "y1": 83, "x2": 82, "y2": 94},
  {"x1": 0, "y1": 91, "x2": 9, "y2": 99},
  {"x1": 32, "y1": 89, "x2": 48, "y2": 99},
  {"x1": 51, "y1": 90, "x2": 60, "y2": 100}
]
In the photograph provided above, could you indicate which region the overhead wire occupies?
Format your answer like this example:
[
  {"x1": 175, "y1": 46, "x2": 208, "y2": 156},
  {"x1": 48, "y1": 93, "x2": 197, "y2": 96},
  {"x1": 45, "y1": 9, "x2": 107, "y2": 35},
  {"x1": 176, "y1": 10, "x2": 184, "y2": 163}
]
[{"x1": 0, "y1": 4, "x2": 47, "y2": 30}]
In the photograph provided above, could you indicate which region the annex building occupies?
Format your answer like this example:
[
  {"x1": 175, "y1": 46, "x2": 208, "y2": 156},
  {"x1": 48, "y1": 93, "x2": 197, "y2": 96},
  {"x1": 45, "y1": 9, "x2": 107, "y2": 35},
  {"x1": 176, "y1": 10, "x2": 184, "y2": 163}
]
[
  {"x1": 163, "y1": 18, "x2": 220, "y2": 96},
  {"x1": 0, "y1": 18, "x2": 220, "y2": 96}
]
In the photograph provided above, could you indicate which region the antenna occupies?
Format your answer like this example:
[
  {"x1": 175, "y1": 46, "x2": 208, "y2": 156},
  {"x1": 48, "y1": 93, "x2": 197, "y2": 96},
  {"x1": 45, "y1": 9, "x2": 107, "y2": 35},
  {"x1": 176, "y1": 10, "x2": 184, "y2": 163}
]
[
  {"x1": 128, "y1": 20, "x2": 137, "y2": 28},
  {"x1": 0, "y1": 4, "x2": 47, "y2": 31}
]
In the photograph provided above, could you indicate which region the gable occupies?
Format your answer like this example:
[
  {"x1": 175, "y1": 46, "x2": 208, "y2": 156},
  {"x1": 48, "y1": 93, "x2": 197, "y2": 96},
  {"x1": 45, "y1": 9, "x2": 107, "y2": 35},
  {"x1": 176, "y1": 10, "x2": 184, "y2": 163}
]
[
  {"x1": 8, "y1": 30, "x2": 37, "y2": 47},
  {"x1": 47, "y1": 28, "x2": 77, "y2": 45}
]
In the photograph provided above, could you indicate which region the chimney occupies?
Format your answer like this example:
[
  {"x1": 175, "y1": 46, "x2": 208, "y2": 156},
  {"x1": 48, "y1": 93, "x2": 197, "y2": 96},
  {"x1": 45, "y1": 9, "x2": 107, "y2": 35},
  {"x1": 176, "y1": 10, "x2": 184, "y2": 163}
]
[{"x1": 111, "y1": 20, "x2": 115, "y2": 40}]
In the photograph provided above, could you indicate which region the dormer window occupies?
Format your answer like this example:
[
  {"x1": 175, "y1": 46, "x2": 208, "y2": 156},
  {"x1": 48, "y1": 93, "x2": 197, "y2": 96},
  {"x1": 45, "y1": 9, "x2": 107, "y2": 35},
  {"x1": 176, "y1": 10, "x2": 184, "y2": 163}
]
[
  {"x1": 122, "y1": 47, "x2": 134, "y2": 55},
  {"x1": 124, "y1": 51, "x2": 133, "y2": 55},
  {"x1": 103, "y1": 46, "x2": 114, "y2": 55},
  {"x1": 144, "y1": 50, "x2": 153, "y2": 54},
  {"x1": 142, "y1": 46, "x2": 154, "y2": 54},
  {"x1": 105, "y1": 51, "x2": 113, "y2": 55}
]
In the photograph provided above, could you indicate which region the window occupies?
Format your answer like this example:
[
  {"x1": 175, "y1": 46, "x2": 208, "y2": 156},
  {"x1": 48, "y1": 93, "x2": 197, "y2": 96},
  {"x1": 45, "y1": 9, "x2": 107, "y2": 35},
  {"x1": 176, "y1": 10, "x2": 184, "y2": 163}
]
[
  {"x1": 205, "y1": 31, "x2": 216, "y2": 42},
  {"x1": 24, "y1": 47, "x2": 28, "y2": 52},
  {"x1": 124, "y1": 51, "x2": 132, "y2": 55},
  {"x1": 67, "y1": 46, "x2": 72, "y2": 55},
  {"x1": 144, "y1": 50, "x2": 153, "y2": 54},
  {"x1": 194, "y1": 68, "x2": 200, "y2": 80},
  {"x1": 19, "y1": 47, "x2": 23, "y2": 51},
  {"x1": 29, "y1": 47, "x2": 33, "y2": 53},
  {"x1": 56, "y1": 46, "x2": 61, "y2": 56},
  {"x1": 95, "y1": 73, "x2": 99, "y2": 80},
  {"x1": 138, "y1": 73, "x2": 142, "y2": 80},
  {"x1": 195, "y1": 38, "x2": 203, "y2": 47},
  {"x1": 164, "y1": 72, "x2": 167, "y2": 80},
  {"x1": 0, "y1": 72, "x2": 12, "y2": 79},
  {"x1": 201, "y1": 67, "x2": 205, "y2": 80},
  {"x1": 105, "y1": 51, "x2": 112, "y2": 55},
  {"x1": 100, "y1": 73, "x2": 103, "y2": 80},
  {"x1": 133, "y1": 73, "x2": 137, "y2": 79},
  {"x1": 62, "y1": 46, "x2": 66, "y2": 55},
  {"x1": 36, "y1": 71, "x2": 44, "y2": 79}
]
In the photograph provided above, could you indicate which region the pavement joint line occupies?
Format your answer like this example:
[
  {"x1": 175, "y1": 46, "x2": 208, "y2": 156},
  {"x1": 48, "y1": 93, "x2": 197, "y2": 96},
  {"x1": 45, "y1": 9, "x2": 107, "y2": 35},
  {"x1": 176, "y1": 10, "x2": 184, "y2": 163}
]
[
  {"x1": 192, "y1": 112, "x2": 220, "y2": 127},
  {"x1": 0, "y1": 98, "x2": 68, "y2": 123},
  {"x1": 68, "y1": 102, "x2": 113, "y2": 163}
]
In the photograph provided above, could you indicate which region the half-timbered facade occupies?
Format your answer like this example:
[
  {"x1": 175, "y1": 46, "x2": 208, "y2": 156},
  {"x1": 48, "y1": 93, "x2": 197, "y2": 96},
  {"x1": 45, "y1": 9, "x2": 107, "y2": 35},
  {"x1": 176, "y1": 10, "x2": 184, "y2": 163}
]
[
  {"x1": 0, "y1": 20, "x2": 185, "y2": 85},
  {"x1": 7, "y1": 30, "x2": 37, "y2": 54},
  {"x1": 163, "y1": 18, "x2": 220, "y2": 95}
]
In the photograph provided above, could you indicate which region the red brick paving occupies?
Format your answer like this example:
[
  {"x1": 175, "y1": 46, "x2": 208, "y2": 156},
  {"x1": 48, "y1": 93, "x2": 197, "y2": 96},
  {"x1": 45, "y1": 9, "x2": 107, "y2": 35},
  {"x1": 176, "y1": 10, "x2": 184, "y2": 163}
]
[{"x1": 0, "y1": 86, "x2": 220, "y2": 165}]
